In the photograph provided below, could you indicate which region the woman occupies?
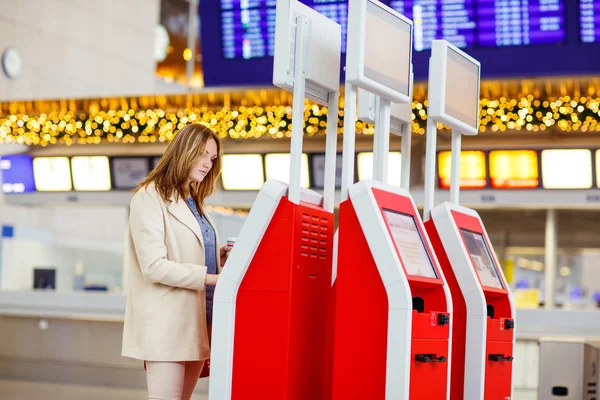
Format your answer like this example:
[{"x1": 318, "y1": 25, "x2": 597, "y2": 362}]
[{"x1": 122, "y1": 123, "x2": 228, "y2": 400}]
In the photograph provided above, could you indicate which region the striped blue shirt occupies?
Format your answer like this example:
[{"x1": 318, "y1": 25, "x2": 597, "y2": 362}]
[{"x1": 186, "y1": 198, "x2": 217, "y2": 325}]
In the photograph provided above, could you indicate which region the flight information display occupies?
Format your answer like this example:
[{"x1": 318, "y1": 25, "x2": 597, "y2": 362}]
[
  {"x1": 392, "y1": 0, "x2": 565, "y2": 49},
  {"x1": 219, "y1": 0, "x2": 566, "y2": 60},
  {"x1": 580, "y1": 0, "x2": 600, "y2": 43},
  {"x1": 220, "y1": 0, "x2": 348, "y2": 59}
]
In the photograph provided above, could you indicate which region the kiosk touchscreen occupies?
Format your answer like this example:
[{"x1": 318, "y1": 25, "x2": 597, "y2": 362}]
[
  {"x1": 422, "y1": 40, "x2": 515, "y2": 400},
  {"x1": 384, "y1": 209, "x2": 437, "y2": 279},
  {"x1": 331, "y1": 1, "x2": 452, "y2": 399},
  {"x1": 460, "y1": 229, "x2": 504, "y2": 290},
  {"x1": 208, "y1": 1, "x2": 340, "y2": 398}
]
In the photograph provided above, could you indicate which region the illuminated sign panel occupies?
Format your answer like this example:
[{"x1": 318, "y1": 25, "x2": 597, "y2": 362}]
[
  {"x1": 438, "y1": 150, "x2": 486, "y2": 189},
  {"x1": 489, "y1": 150, "x2": 539, "y2": 189}
]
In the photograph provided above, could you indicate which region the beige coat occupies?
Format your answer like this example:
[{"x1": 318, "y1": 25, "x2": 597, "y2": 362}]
[{"x1": 121, "y1": 183, "x2": 221, "y2": 362}]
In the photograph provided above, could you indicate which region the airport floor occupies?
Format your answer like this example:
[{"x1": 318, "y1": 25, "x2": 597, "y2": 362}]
[
  {"x1": 0, "y1": 379, "x2": 208, "y2": 400},
  {"x1": 0, "y1": 379, "x2": 539, "y2": 400}
]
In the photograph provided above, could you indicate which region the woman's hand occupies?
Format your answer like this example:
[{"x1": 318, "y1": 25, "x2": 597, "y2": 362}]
[
  {"x1": 220, "y1": 246, "x2": 230, "y2": 267},
  {"x1": 205, "y1": 274, "x2": 219, "y2": 286}
]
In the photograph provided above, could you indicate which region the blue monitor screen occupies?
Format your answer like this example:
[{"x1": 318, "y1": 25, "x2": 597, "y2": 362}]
[
  {"x1": 220, "y1": 0, "x2": 348, "y2": 60},
  {"x1": 219, "y1": 0, "x2": 565, "y2": 60},
  {"x1": 201, "y1": 0, "x2": 596, "y2": 86},
  {"x1": 396, "y1": 0, "x2": 565, "y2": 50},
  {"x1": 580, "y1": 0, "x2": 599, "y2": 43},
  {"x1": 0, "y1": 154, "x2": 36, "y2": 194}
]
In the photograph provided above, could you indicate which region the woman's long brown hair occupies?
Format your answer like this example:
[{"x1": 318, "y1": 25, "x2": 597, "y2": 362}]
[{"x1": 137, "y1": 123, "x2": 222, "y2": 207}]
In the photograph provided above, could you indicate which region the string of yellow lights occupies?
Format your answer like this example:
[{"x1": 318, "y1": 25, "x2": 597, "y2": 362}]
[{"x1": 0, "y1": 93, "x2": 598, "y2": 146}]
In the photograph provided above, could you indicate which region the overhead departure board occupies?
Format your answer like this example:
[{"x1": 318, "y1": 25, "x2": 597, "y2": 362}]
[
  {"x1": 391, "y1": 0, "x2": 565, "y2": 50},
  {"x1": 220, "y1": 0, "x2": 347, "y2": 60},
  {"x1": 580, "y1": 0, "x2": 599, "y2": 43},
  {"x1": 218, "y1": 0, "x2": 565, "y2": 61},
  {"x1": 201, "y1": 0, "x2": 595, "y2": 85}
]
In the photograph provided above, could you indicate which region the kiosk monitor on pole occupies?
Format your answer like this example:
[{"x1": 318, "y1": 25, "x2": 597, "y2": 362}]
[
  {"x1": 427, "y1": 42, "x2": 481, "y2": 136},
  {"x1": 346, "y1": 0, "x2": 412, "y2": 103},
  {"x1": 332, "y1": 2, "x2": 453, "y2": 400},
  {"x1": 209, "y1": 1, "x2": 341, "y2": 398}
]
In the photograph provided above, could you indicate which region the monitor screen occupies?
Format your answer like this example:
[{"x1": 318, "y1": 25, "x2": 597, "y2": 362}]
[
  {"x1": 221, "y1": 154, "x2": 265, "y2": 190},
  {"x1": 265, "y1": 153, "x2": 310, "y2": 188},
  {"x1": 311, "y1": 153, "x2": 343, "y2": 189},
  {"x1": 33, "y1": 157, "x2": 72, "y2": 192},
  {"x1": 460, "y1": 229, "x2": 504, "y2": 289},
  {"x1": 216, "y1": 0, "x2": 566, "y2": 61},
  {"x1": 33, "y1": 268, "x2": 56, "y2": 290},
  {"x1": 596, "y1": 150, "x2": 600, "y2": 188},
  {"x1": 489, "y1": 150, "x2": 539, "y2": 189},
  {"x1": 363, "y1": 1, "x2": 412, "y2": 97},
  {"x1": 357, "y1": 152, "x2": 402, "y2": 187},
  {"x1": 71, "y1": 156, "x2": 112, "y2": 191},
  {"x1": 579, "y1": 0, "x2": 598, "y2": 43},
  {"x1": 541, "y1": 149, "x2": 593, "y2": 189},
  {"x1": 444, "y1": 46, "x2": 480, "y2": 129},
  {"x1": 112, "y1": 158, "x2": 150, "y2": 189},
  {"x1": 0, "y1": 154, "x2": 35, "y2": 193},
  {"x1": 437, "y1": 150, "x2": 486, "y2": 189},
  {"x1": 202, "y1": 0, "x2": 580, "y2": 86},
  {"x1": 383, "y1": 209, "x2": 437, "y2": 279}
]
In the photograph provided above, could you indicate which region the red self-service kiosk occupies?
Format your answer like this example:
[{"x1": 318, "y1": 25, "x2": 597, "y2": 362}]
[
  {"x1": 208, "y1": 1, "x2": 341, "y2": 398},
  {"x1": 425, "y1": 205, "x2": 515, "y2": 400},
  {"x1": 331, "y1": 1, "x2": 452, "y2": 399},
  {"x1": 332, "y1": 181, "x2": 452, "y2": 399},
  {"x1": 422, "y1": 40, "x2": 515, "y2": 400}
]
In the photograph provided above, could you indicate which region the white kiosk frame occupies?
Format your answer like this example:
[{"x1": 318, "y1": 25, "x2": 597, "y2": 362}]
[{"x1": 209, "y1": 1, "x2": 341, "y2": 398}]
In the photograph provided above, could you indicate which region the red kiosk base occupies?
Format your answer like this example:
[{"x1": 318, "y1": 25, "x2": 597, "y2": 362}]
[
  {"x1": 232, "y1": 196, "x2": 334, "y2": 399},
  {"x1": 331, "y1": 183, "x2": 451, "y2": 399},
  {"x1": 210, "y1": 0, "x2": 341, "y2": 396},
  {"x1": 425, "y1": 204, "x2": 515, "y2": 400}
]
